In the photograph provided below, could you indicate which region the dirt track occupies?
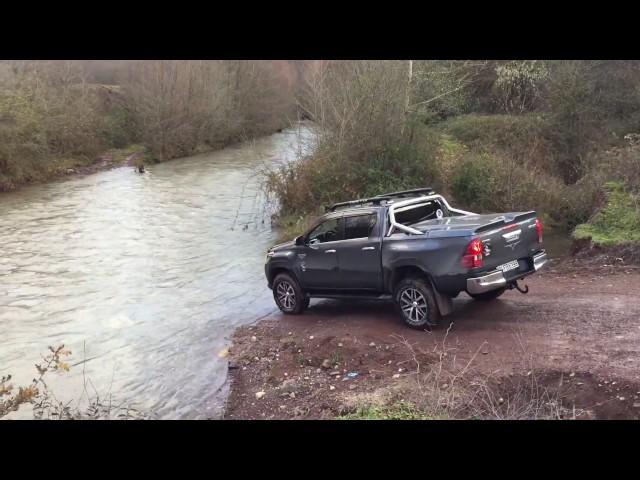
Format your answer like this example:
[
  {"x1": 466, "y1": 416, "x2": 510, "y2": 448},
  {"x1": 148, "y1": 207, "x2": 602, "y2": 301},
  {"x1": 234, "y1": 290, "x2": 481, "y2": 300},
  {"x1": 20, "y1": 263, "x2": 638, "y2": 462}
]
[{"x1": 224, "y1": 258, "x2": 640, "y2": 419}]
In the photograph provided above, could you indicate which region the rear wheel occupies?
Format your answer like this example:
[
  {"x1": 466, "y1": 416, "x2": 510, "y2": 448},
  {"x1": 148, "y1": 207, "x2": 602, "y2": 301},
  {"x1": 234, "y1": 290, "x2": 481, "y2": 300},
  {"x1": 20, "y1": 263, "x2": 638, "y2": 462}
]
[
  {"x1": 468, "y1": 286, "x2": 507, "y2": 301},
  {"x1": 394, "y1": 277, "x2": 440, "y2": 329},
  {"x1": 273, "y1": 273, "x2": 307, "y2": 314}
]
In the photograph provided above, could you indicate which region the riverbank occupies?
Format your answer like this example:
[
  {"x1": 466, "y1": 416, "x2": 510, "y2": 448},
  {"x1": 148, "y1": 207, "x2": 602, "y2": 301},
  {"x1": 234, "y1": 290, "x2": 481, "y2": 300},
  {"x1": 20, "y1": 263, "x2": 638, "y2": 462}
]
[
  {"x1": 224, "y1": 259, "x2": 640, "y2": 419},
  {"x1": 0, "y1": 139, "x2": 261, "y2": 193},
  {"x1": 0, "y1": 145, "x2": 147, "y2": 193}
]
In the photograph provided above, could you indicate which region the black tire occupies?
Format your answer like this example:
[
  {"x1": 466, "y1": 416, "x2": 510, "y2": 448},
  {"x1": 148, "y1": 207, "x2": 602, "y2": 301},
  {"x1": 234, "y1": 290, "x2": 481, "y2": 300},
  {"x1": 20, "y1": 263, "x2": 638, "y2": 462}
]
[
  {"x1": 273, "y1": 273, "x2": 307, "y2": 315},
  {"x1": 468, "y1": 287, "x2": 507, "y2": 301},
  {"x1": 393, "y1": 277, "x2": 440, "y2": 329}
]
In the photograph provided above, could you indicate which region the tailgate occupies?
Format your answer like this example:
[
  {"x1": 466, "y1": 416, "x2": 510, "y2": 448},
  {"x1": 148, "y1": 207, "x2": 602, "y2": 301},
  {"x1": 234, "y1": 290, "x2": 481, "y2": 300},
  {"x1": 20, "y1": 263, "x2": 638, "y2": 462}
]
[{"x1": 475, "y1": 212, "x2": 541, "y2": 271}]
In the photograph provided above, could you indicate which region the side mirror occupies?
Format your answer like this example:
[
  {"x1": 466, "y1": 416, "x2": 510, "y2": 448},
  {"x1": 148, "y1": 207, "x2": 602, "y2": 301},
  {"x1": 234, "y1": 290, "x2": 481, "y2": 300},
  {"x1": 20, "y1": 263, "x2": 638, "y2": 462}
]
[{"x1": 295, "y1": 235, "x2": 305, "y2": 246}]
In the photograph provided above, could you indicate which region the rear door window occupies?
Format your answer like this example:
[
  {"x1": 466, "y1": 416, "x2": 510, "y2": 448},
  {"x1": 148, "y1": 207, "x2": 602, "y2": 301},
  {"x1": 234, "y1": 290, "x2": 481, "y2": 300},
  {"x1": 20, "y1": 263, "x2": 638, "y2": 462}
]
[{"x1": 343, "y1": 214, "x2": 377, "y2": 240}]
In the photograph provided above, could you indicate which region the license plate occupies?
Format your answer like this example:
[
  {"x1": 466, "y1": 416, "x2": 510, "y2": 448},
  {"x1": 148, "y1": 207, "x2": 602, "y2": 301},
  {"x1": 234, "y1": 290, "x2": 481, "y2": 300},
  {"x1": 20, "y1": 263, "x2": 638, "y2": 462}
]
[{"x1": 497, "y1": 260, "x2": 519, "y2": 272}]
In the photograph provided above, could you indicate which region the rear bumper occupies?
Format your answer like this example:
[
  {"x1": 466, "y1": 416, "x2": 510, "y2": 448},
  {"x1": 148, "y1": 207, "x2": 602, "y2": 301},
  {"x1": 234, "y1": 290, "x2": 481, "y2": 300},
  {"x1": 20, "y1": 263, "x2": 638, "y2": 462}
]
[
  {"x1": 532, "y1": 250, "x2": 547, "y2": 271},
  {"x1": 466, "y1": 251, "x2": 547, "y2": 295}
]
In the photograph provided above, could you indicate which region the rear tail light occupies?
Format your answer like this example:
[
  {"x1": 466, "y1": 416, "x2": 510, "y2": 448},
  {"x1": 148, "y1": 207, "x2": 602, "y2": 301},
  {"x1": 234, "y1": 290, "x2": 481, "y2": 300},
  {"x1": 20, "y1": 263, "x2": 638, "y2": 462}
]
[
  {"x1": 535, "y1": 218, "x2": 543, "y2": 243},
  {"x1": 462, "y1": 238, "x2": 483, "y2": 268}
]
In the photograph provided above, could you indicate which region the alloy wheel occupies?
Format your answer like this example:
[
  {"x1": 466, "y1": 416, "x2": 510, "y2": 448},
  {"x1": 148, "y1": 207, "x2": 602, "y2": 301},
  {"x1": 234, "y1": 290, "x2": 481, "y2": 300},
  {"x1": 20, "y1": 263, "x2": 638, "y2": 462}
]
[
  {"x1": 399, "y1": 287, "x2": 428, "y2": 325},
  {"x1": 276, "y1": 281, "x2": 296, "y2": 310}
]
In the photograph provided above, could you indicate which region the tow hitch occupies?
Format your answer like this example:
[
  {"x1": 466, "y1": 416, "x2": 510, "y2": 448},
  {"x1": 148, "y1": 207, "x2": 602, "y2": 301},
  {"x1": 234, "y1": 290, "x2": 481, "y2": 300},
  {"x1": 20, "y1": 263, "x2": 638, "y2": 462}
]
[{"x1": 509, "y1": 280, "x2": 529, "y2": 294}]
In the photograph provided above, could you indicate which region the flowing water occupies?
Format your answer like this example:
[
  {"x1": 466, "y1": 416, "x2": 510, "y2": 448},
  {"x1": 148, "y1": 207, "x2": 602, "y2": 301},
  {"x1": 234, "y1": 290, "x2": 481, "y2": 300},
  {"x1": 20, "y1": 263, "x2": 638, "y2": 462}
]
[{"x1": 0, "y1": 124, "x2": 315, "y2": 419}]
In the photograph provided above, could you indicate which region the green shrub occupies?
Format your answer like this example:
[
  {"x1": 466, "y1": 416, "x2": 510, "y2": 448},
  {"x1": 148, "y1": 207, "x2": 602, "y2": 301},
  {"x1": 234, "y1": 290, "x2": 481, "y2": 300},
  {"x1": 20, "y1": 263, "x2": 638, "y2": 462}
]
[
  {"x1": 554, "y1": 177, "x2": 602, "y2": 230},
  {"x1": 441, "y1": 114, "x2": 547, "y2": 147},
  {"x1": 101, "y1": 107, "x2": 138, "y2": 149},
  {"x1": 573, "y1": 181, "x2": 640, "y2": 246},
  {"x1": 440, "y1": 114, "x2": 557, "y2": 173},
  {"x1": 267, "y1": 123, "x2": 442, "y2": 218},
  {"x1": 339, "y1": 401, "x2": 443, "y2": 420},
  {"x1": 450, "y1": 152, "x2": 498, "y2": 209}
]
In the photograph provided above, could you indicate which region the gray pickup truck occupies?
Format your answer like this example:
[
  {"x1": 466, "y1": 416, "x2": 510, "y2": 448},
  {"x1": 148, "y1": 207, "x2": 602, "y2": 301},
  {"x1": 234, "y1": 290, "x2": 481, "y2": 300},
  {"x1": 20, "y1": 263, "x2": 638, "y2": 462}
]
[{"x1": 265, "y1": 188, "x2": 547, "y2": 329}]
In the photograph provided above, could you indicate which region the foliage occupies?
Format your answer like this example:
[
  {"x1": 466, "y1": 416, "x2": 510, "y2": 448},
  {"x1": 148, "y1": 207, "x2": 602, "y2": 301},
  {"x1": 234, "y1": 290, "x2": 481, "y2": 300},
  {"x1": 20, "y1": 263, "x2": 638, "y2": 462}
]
[
  {"x1": 269, "y1": 61, "x2": 442, "y2": 217},
  {"x1": 0, "y1": 344, "x2": 147, "y2": 420},
  {"x1": 0, "y1": 62, "x2": 104, "y2": 188},
  {"x1": 339, "y1": 401, "x2": 441, "y2": 420},
  {"x1": 1, "y1": 345, "x2": 72, "y2": 418},
  {"x1": 267, "y1": 60, "x2": 640, "y2": 239},
  {"x1": 450, "y1": 152, "x2": 498, "y2": 208},
  {"x1": 101, "y1": 106, "x2": 138, "y2": 149},
  {"x1": 573, "y1": 181, "x2": 640, "y2": 246},
  {"x1": 544, "y1": 60, "x2": 640, "y2": 184},
  {"x1": 122, "y1": 60, "x2": 295, "y2": 161},
  {"x1": 494, "y1": 60, "x2": 549, "y2": 114},
  {"x1": 0, "y1": 60, "x2": 297, "y2": 190}
]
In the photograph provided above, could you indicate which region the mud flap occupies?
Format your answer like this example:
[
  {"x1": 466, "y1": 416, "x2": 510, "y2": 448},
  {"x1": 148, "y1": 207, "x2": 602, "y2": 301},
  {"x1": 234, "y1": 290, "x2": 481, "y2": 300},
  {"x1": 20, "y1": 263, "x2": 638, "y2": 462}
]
[{"x1": 430, "y1": 283, "x2": 453, "y2": 316}]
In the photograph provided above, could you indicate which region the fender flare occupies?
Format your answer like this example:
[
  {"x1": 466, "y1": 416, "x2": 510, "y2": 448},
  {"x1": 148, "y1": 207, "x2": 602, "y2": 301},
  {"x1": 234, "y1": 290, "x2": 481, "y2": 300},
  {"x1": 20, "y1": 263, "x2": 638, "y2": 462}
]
[
  {"x1": 387, "y1": 263, "x2": 453, "y2": 317},
  {"x1": 268, "y1": 263, "x2": 302, "y2": 289}
]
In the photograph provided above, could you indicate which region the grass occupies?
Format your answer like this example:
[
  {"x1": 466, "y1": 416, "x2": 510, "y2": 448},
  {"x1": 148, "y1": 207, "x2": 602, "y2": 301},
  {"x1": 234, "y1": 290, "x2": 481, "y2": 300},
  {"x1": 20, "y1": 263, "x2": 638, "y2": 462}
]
[
  {"x1": 338, "y1": 330, "x2": 570, "y2": 421},
  {"x1": 105, "y1": 143, "x2": 149, "y2": 165},
  {"x1": 330, "y1": 351, "x2": 342, "y2": 366},
  {"x1": 573, "y1": 181, "x2": 640, "y2": 246},
  {"x1": 339, "y1": 401, "x2": 444, "y2": 420},
  {"x1": 439, "y1": 113, "x2": 551, "y2": 149}
]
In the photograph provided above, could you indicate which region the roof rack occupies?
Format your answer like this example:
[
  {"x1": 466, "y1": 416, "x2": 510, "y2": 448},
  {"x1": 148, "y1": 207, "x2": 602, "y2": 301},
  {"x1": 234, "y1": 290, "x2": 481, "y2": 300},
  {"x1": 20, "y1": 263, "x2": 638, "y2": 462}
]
[
  {"x1": 326, "y1": 187, "x2": 435, "y2": 212},
  {"x1": 325, "y1": 196, "x2": 388, "y2": 212},
  {"x1": 372, "y1": 187, "x2": 434, "y2": 199}
]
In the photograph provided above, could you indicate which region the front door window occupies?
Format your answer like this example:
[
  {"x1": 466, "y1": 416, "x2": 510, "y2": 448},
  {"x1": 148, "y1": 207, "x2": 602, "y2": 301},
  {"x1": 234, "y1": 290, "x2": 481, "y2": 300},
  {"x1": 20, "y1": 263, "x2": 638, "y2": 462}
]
[{"x1": 307, "y1": 218, "x2": 341, "y2": 245}]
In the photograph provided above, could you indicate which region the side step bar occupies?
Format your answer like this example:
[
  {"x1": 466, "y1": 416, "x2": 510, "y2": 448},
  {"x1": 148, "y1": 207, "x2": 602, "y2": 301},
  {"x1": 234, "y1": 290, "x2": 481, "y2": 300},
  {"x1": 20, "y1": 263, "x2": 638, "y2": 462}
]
[
  {"x1": 306, "y1": 292, "x2": 393, "y2": 301},
  {"x1": 306, "y1": 289, "x2": 454, "y2": 317}
]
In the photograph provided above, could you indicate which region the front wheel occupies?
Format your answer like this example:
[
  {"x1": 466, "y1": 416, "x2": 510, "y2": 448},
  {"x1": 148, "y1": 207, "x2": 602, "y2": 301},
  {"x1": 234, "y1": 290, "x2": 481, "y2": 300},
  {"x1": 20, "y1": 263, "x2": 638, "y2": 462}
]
[
  {"x1": 273, "y1": 273, "x2": 307, "y2": 315},
  {"x1": 394, "y1": 277, "x2": 440, "y2": 329},
  {"x1": 468, "y1": 287, "x2": 506, "y2": 301}
]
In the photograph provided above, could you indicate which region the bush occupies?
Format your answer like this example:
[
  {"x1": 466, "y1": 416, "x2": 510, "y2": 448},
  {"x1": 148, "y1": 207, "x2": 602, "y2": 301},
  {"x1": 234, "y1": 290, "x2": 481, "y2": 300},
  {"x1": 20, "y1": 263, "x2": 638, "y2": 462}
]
[
  {"x1": 1, "y1": 344, "x2": 149, "y2": 420},
  {"x1": 589, "y1": 138, "x2": 640, "y2": 194},
  {"x1": 0, "y1": 63, "x2": 105, "y2": 187},
  {"x1": 573, "y1": 181, "x2": 640, "y2": 246},
  {"x1": 450, "y1": 152, "x2": 498, "y2": 209},
  {"x1": 555, "y1": 177, "x2": 602, "y2": 229},
  {"x1": 339, "y1": 401, "x2": 441, "y2": 420},
  {"x1": 101, "y1": 107, "x2": 138, "y2": 149},
  {"x1": 440, "y1": 114, "x2": 557, "y2": 173},
  {"x1": 442, "y1": 114, "x2": 545, "y2": 145},
  {"x1": 267, "y1": 126, "x2": 441, "y2": 218},
  {"x1": 445, "y1": 146, "x2": 601, "y2": 232}
]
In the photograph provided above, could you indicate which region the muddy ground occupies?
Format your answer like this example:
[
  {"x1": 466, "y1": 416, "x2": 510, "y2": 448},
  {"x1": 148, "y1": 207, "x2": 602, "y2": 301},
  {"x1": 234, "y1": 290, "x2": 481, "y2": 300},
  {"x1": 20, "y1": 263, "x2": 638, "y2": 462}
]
[{"x1": 224, "y1": 258, "x2": 640, "y2": 420}]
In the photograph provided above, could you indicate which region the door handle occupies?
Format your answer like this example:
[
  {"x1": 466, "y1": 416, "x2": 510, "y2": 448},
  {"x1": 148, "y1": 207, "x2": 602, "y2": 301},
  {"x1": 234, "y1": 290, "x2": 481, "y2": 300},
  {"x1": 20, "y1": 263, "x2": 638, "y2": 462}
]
[
  {"x1": 361, "y1": 246, "x2": 375, "y2": 251},
  {"x1": 325, "y1": 249, "x2": 336, "y2": 254}
]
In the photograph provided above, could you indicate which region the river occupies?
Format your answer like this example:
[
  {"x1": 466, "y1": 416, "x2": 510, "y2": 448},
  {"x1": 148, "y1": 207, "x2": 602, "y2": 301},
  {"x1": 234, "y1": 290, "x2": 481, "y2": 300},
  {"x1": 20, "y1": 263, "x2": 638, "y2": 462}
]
[{"x1": 0, "y1": 124, "x2": 315, "y2": 419}]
